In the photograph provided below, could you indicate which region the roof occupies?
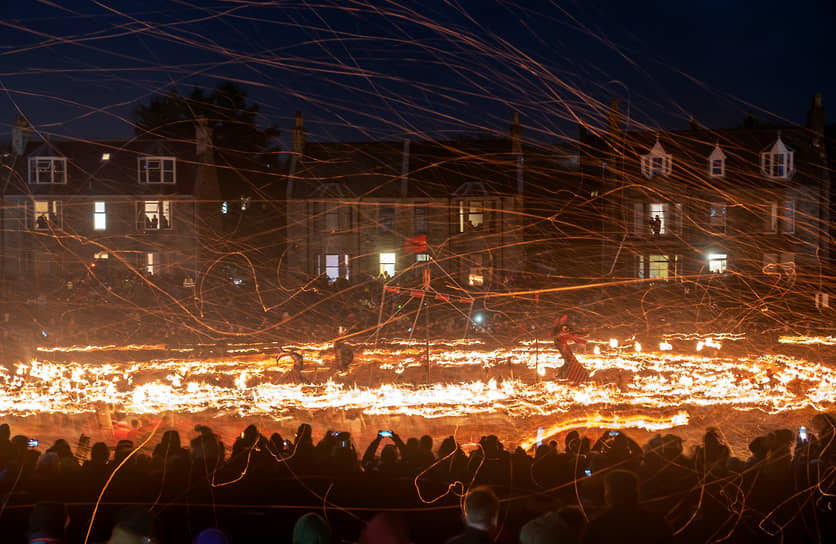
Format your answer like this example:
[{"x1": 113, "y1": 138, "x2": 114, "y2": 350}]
[
  {"x1": 289, "y1": 138, "x2": 523, "y2": 199},
  {"x1": 4, "y1": 138, "x2": 203, "y2": 197}
]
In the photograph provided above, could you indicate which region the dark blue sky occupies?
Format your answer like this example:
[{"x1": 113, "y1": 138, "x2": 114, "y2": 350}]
[{"x1": 1, "y1": 1, "x2": 833, "y2": 146}]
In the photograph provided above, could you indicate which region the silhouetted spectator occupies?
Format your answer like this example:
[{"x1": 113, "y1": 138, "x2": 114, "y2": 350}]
[
  {"x1": 359, "y1": 512, "x2": 411, "y2": 544},
  {"x1": 583, "y1": 470, "x2": 673, "y2": 544},
  {"x1": 445, "y1": 485, "x2": 499, "y2": 544},
  {"x1": 107, "y1": 507, "x2": 157, "y2": 544},
  {"x1": 194, "y1": 527, "x2": 229, "y2": 544},
  {"x1": 27, "y1": 501, "x2": 68, "y2": 544},
  {"x1": 520, "y1": 510, "x2": 576, "y2": 544},
  {"x1": 293, "y1": 512, "x2": 332, "y2": 544}
]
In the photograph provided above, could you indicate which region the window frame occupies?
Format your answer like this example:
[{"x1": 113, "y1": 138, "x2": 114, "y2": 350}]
[
  {"x1": 709, "y1": 202, "x2": 727, "y2": 233},
  {"x1": 28, "y1": 157, "x2": 68, "y2": 184},
  {"x1": 93, "y1": 201, "x2": 107, "y2": 231},
  {"x1": 782, "y1": 200, "x2": 795, "y2": 234},
  {"x1": 31, "y1": 200, "x2": 62, "y2": 230},
  {"x1": 138, "y1": 200, "x2": 173, "y2": 231},
  {"x1": 138, "y1": 156, "x2": 176, "y2": 184}
]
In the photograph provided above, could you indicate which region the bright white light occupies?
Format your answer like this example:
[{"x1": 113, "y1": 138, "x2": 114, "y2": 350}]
[
  {"x1": 634, "y1": 342, "x2": 642, "y2": 353},
  {"x1": 101, "y1": 153, "x2": 110, "y2": 161},
  {"x1": 609, "y1": 338, "x2": 619, "y2": 349},
  {"x1": 537, "y1": 365, "x2": 546, "y2": 376},
  {"x1": 474, "y1": 313, "x2": 484, "y2": 324},
  {"x1": 696, "y1": 341, "x2": 704, "y2": 351},
  {"x1": 659, "y1": 341, "x2": 673, "y2": 351},
  {"x1": 593, "y1": 346, "x2": 601, "y2": 355}
]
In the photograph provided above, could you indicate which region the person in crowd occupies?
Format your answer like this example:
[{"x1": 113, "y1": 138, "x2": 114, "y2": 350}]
[
  {"x1": 193, "y1": 527, "x2": 229, "y2": 544},
  {"x1": 293, "y1": 512, "x2": 332, "y2": 544},
  {"x1": 583, "y1": 469, "x2": 673, "y2": 544},
  {"x1": 27, "y1": 501, "x2": 69, "y2": 544},
  {"x1": 107, "y1": 507, "x2": 157, "y2": 544},
  {"x1": 359, "y1": 512, "x2": 411, "y2": 544},
  {"x1": 520, "y1": 510, "x2": 577, "y2": 544},
  {"x1": 445, "y1": 485, "x2": 500, "y2": 544}
]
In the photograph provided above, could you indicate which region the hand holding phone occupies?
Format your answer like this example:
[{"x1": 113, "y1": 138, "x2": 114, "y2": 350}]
[{"x1": 28, "y1": 439, "x2": 38, "y2": 448}]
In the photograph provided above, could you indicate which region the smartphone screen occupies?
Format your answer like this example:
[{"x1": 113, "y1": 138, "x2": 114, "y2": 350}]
[{"x1": 379, "y1": 430, "x2": 393, "y2": 438}]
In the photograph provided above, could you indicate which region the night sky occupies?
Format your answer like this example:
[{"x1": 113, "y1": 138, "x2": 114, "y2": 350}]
[{"x1": 1, "y1": 1, "x2": 834, "y2": 146}]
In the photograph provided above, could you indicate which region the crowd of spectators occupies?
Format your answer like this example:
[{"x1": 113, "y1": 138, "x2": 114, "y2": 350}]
[{"x1": 0, "y1": 413, "x2": 834, "y2": 543}]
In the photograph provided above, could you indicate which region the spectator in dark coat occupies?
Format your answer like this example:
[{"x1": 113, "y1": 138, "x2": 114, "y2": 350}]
[
  {"x1": 445, "y1": 485, "x2": 499, "y2": 544},
  {"x1": 583, "y1": 470, "x2": 673, "y2": 544}
]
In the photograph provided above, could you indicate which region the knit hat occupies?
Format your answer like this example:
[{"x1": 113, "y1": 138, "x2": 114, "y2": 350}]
[{"x1": 292, "y1": 513, "x2": 332, "y2": 544}]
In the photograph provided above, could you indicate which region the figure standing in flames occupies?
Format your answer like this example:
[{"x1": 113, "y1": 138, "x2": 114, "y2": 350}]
[
  {"x1": 276, "y1": 347, "x2": 305, "y2": 383},
  {"x1": 551, "y1": 315, "x2": 589, "y2": 384}
]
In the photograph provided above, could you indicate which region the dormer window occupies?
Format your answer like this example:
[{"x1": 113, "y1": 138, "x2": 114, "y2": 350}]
[
  {"x1": 640, "y1": 140, "x2": 672, "y2": 178},
  {"x1": 138, "y1": 157, "x2": 176, "y2": 184},
  {"x1": 28, "y1": 157, "x2": 67, "y2": 184},
  {"x1": 708, "y1": 143, "x2": 726, "y2": 177},
  {"x1": 760, "y1": 135, "x2": 794, "y2": 179}
]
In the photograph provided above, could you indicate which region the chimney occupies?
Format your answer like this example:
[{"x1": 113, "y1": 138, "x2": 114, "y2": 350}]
[
  {"x1": 292, "y1": 111, "x2": 306, "y2": 156},
  {"x1": 807, "y1": 93, "x2": 824, "y2": 136},
  {"x1": 510, "y1": 111, "x2": 522, "y2": 155},
  {"x1": 12, "y1": 115, "x2": 31, "y2": 156},
  {"x1": 607, "y1": 98, "x2": 621, "y2": 138},
  {"x1": 689, "y1": 115, "x2": 699, "y2": 131},
  {"x1": 195, "y1": 116, "x2": 212, "y2": 156}
]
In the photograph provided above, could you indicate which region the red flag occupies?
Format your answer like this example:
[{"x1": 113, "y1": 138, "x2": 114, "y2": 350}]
[
  {"x1": 405, "y1": 235, "x2": 427, "y2": 254},
  {"x1": 435, "y1": 293, "x2": 450, "y2": 302},
  {"x1": 384, "y1": 286, "x2": 399, "y2": 294},
  {"x1": 410, "y1": 289, "x2": 425, "y2": 298},
  {"x1": 459, "y1": 297, "x2": 474, "y2": 304}
]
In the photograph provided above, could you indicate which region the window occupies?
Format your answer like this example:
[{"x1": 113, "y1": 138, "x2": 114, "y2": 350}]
[
  {"x1": 637, "y1": 255, "x2": 645, "y2": 279},
  {"x1": 145, "y1": 252, "x2": 158, "y2": 275},
  {"x1": 640, "y1": 141, "x2": 672, "y2": 178},
  {"x1": 783, "y1": 200, "x2": 795, "y2": 234},
  {"x1": 93, "y1": 202, "x2": 107, "y2": 231},
  {"x1": 138, "y1": 157, "x2": 176, "y2": 184},
  {"x1": 324, "y1": 255, "x2": 340, "y2": 281},
  {"x1": 416, "y1": 253, "x2": 430, "y2": 262},
  {"x1": 708, "y1": 253, "x2": 727, "y2": 273},
  {"x1": 379, "y1": 206, "x2": 395, "y2": 232},
  {"x1": 379, "y1": 252, "x2": 396, "y2": 277},
  {"x1": 140, "y1": 201, "x2": 172, "y2": 230},
  {"x1": 708, "y1": 144, "x2": 726, "y2": 177},
  {"x1": 415, "y1": 206, "x2": 428, "y2": 234},
  {"x1": 648, "y1": 255, "x2": 669, "y2": 279},
  {"x1": 325, "y1": 205, "x2": 340, "y2": 232},
  {"x1": 709, "y1": 203, "x2": 726, "y2": 233},
  {"x1": 760, "y1": 136, "x2": 794, "y2": 179},
  {"x1": 94, "y1": 251, "x2": 109, "y2": 260},
  {"x1": 28, "y1": 157, "x2": 67, "y2": 184},
  {"x1": 469, "y1": 270, "x2": 485, "y2": 287},
  {"x1": 649, "y1": 203, "x2": 666, "y2": 236},
  {"x1": 458, "y1": 200, "x2": 484, "y2": 232},
  {"x1": 32, "y1": 200, "x2": 61, "y2": 230},
  {"x1": 764, "y1": 201, "x2": 778, "y2": 233},
  {"x1": 101, "y1": 153, "x2": 111, "y2": 161}
]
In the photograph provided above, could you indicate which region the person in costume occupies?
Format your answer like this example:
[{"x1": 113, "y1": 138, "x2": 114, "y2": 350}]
[
  {"x1": 276, "y1": 347, "x2": 305, "y2": 382},
  {"x1": 551, "y1": 315, "x2": 589, "y2": 384}
]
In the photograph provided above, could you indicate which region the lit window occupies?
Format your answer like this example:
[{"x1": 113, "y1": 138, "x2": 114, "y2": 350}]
[
  {"x1": 469, "y1": 270, "x2": 485, "y2": 286},
  {"x1": 379, "y1": 252, "x2": 396, "y2": 277},
  {"x1": 141, "y1": 201, "x2": 172, "y2": 230},
  {"x1": 458, "y1": 201, "x2": 484, "y2": 232},
  {"x1": 709, "y1": 202, "x2": 726, "y2": 233},
  {"x1": 760, "y1": 136, "x2": 794, "y2": 179},
  {"x1": 764, "y1": 201, "x2": 778, "y2": 233},
  {"x1": 93, "y1": 202, "x2": 107, "y2": 230},
  {"x1": 324, "y1": 254, "x2": 340, "y2": 281},
  {"x1": 101, "y1": 153, "x2": 111, "y2": 161},
  {"x1": 138, "y1": 157, "x2": 176, "y2": 183},
  {"x1": 416, "y1": 253, "x2": 430, "y2": 262},
  {"x1": 325, "y1": 205, "x2": 340, "y2": 232},
  {"x1": 94, "y1": 251, "x2": 109, "y2": 260},
  {"x1": 33, "y1": 200, "x2": 60, "y2": 230},
  {"x1": 648, "y1": 255, "x2": 669, "y2": 279},
  {"x1": 145, "y1": 252, "x2": 158, "y2": 275},
  {"x1": 649, "y1": 203, "x2": 666, "y2": 235},
  {"x1": 28, "y1": 157, "x2": 67, "y2": 184},
  {"x1": 708, "y1": 253, "x2": 727, "y2": 273}
]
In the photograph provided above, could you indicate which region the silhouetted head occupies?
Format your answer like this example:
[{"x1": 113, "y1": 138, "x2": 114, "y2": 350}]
[
  {"x1": 90, "y1": 442, "x2": 110, "y2": 465},
  {"x1": 293, "y1": 512, "x2": 331, "y2": 544},
  {"x1": 604, "y1": 470, "x2": 639, "y2": 507},
  {"x1": 463, "y1": 486, "x2": 499, "y2": 531},
  {"x1": 0, "y1": 423, "x2": 10, "y2": 442},
  {"x1": 419, "y1": 435, "x2": 433, "y2": 451}
]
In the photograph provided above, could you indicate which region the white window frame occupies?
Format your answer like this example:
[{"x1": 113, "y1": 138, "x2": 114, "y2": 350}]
[
  {"x1": 138, "y1": 156, "x2": 176, "y2": 184},
  {"x1": 32, "y1": 200, "x2": 62, "y2": 230},
  {"x1": 28, "y1": 157, "x2": 67, "y2": 184},
  {"x1": 139, "y1": 200, "x2": 173, "y2": 231},
  {"x1": 760, "y1": 137, "x2": 794, "y2": 179},
  {"x1": 145, "y1": 252, "x2": 159, "y2": 275},
  {"x1": 764, "y1": 201, "x2": 778, "y2": 233},
  {"x1": 640, "y1": 141, "x2": 672, "y2": 179},
  {"x1": 458, "y1": 200, "x2": 484, "y2": 232},
  {"x1": 649, "y1": 203, "x2": 666, "y2": 235},
  {"x1": 93, "y1": 201, "x2": 107, "y2": 231}
]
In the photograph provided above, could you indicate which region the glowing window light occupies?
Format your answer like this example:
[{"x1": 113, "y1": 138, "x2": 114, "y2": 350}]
[
  {"x1": 634, "y1": 342, "x2": 642, "y2": 352},
  {"x1": 609, "y1": 338, "x2": 619, "y2": 349},
  {"x1": 659, "y1": 341, "x2": 673, "y2": 351}
]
